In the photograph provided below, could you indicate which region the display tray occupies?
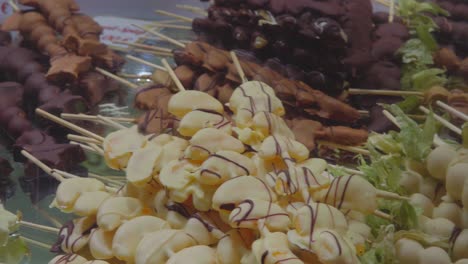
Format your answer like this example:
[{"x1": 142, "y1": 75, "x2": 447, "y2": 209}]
[{"x1": 1, "y1": 24, "x2": 197, "y2": 263}]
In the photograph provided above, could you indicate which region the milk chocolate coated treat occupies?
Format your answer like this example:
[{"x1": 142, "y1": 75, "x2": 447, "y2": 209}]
[
  {"x1": 77, "y1": 71, "x2": 119, "y2": 106},
  {"x1": 0, "y1": 158, "x2": 13, "y2": 179},
  {"x1": 38, "y1": 90, "x2": 88, "y2": 115},
  {"x1": 0, "y1": 29, "x2": 11, "y2": 46},
  {"x1": 137, "y1": 110, "x2": 180, "y2": 135},
  {"x1": 134, "y1": 85, "x2": 173, "y2": 110},
  {"x1": 19, "y1": 143, "x2": 85, "y2": 171},
  {"x1": 0, "y1": 82, "x2": 24, "y2": 110}
]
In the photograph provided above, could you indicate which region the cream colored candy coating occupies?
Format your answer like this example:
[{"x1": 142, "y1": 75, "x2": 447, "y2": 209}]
[
  {"x1": 463, "y1": 179, "x2": 468, "y2": 208},
  {"x1": 452, "y1": 229, "x2": 468, "y2": 261},
  {"x1": 58, "y1": 216, "x2": 96, "y2": 253},
  {"x1": 166, "y1": 245, "x2": 217, "y2": 264},
  {"x1": 73, "y1": 191, "x2": 111, "y2": 216},
  {"x1": 168, "y1": 90, "x2": 224, "y2": 118},
  {"x1": 199, "y1": 151, "x2": 256, "y2": 185},
  {"x1": 418, "y1": 247, "x2": 451, "y2": 264},
  {"x1": 212, "y1": 176, "x2": 276, "y2": 211},
  {"x1": 409, "y1": 193, "x2": 434, "y2": 217},
  {"x1": 178, "y1": 109, "x2": 232, "y2": 137},
  {"x1": 112, "y1": 216, "x2": 170, "y2": 262},
  {"x1": 252, "y1": 231, "x2": 303, "y2": 264},
  {"x1": 96, "y1": 197, "x2": 143, "y2": 231},
  {"x1": 186, "y1": 128, "x2": 245, "y2": 161},
  {"x1": 216, "y1": 230, "x2": 248, "y2": 264},
  {"x1": 54, "y1": 178, "x2": 106, "y2": 212},
  {"x1": 48, "y1": 254, "x2": 88, "y2": 264},
  {"x1": 123, "y1": 181, "x2": 161, "y2": 208},
  {"x1": 432, "y1": 202, "x2": 462, "y2": 226},
  {"x1": 126, "y1": 144, "x2": 163, "y2": 186},
  {"x1": 229, "y1": 199, "x2": 290, "y2": 232},
  {"x1": 426, "y1": 145, "x2": 457, "y2": 181},
  {"x1": 89, "y1": 228, "x2": 115, "y2": 260},
  {"x1": 135, "y1": 229, "x2": 197, "y2": 264},
  {"x1": 422, "y1": 217, "x2": 455, "y2": 237},
  {"x1": 395, "y1": 238, "x2": 423, "y2": 264},
  {"x1": 103, "y1": 125, "x2": 147, "y2": 170},
  {"x1": 83, "y1": 261, "x2": 110, "y2": 264},
  {"x1": 446, "y1": 163, "x2": 468, "y2": 201}
]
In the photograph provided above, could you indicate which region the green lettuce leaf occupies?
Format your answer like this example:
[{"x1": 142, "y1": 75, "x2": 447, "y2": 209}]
[
  {"x1": 398, "y1": 39, "x2": 434, "y2": 65},
  {"x1": 411, "y1": 68, "x2": 447, "y2": 91},
  {"x1": 397, "y1": 95, "x2": 423, "y2": 113},
  {"x1": 0, "y1": 236, "x2": 29, "y2": 264},
  {"x1": 387, "y1": 105, "x2": 437, "y2": 161},
  {"x1": 360, "y1": 225, "x2": 397, "y2": 264}
]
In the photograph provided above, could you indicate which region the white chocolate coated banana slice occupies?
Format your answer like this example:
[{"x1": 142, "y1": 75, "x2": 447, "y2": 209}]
[
  {"x1": 126, "y1": 145, "x2": 162, "y2": 186},
  {"x1": 159, "y1": 160, "x2": 199, "y2": 190},
  {"x1": 89, "y1": 228, "x2": 115, "y2": 260},
  {"x1": 0, "y1": 204, "x2": 18, "y2": 247},
  {"x1": 229, "y1": 81, "x2": 284, "y2": 128},
  {"x1": 166, "y1": 245, "x2": 217, "y2": 264},
  {"x1": 186, "y1": 128, "x2": 245, "y2": 161},
  {"x1": 178, "y1": 109, "x2": 231, "y2": 137},
  {"x1": 312, "y1": 230, "x2": 359, "y2": 264},
  {"x1": 452, "y1": 229, "x2": 468, "y2": 261},
  {"x1": 56, "y1": 216, "x2": 96, "y2": 253},
  {"x1": 229, "y1": 199, "x2": 290, "y2": 232},
  {"x1": 48, "y1": 254, "x2": 88, "y2": 264},
  {"x1": 314, "y1": 175, "x2": 378, "y2": 214},
  {"x1": 112, "y1": 216, "x2": 170, "y2": 262},
  {"x1": 169, "y1": 90, "x2": 224, "y2": 118},
  {"x1": 135, "y1": 229, "x2": 197, "y2": 264},
  {"x1": 96, "y1": 197, "x2": 143, "y2": 231},
  {"x1": 199, "y1": 151, "x2": 256, "y2": 185},
  {"x1": 259, "y1": 135, "x2": 309, "y2": 163},
  {"x1": 103, "y1": 125, "x2": 147, "y2": 170},
  {"x1": 73, "y1": 191, "x2": 111, "y2": 216},
  {"x1": 252, "y1": 231, "x2": 303, "y2": 264},
  {"x1": 54, "y1": 178, "x2": 106, "y2": 212},
  {"x1": 212, "y1": 176, "x2": 276, "y2": 211},
  {"x1": 446, "y1": 163, "x2": 468, "y2": 201},
  {"x1": 216, "y1": 230, "x2": 248, "y2": 264}
]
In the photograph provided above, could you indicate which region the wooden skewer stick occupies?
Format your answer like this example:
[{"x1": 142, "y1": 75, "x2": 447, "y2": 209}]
[
  {"x1": 156, "y1": 19, "x2": 186, "y2": 24},
  {"x1": 382, "y1": 110, "x2": 401, "y2": 128},
  {"x1": 388, "y1": 0, "x2": 395, "y2": 23},
  {"x1": 317, "y1": 140, "x2": 370, "y2": 156},
  {"x1": 88, "y1": 172, "x2": 126, "y2": 186},
  {"x1": 21, "y1": 150, "x2": 65, "y2": 182},
  {"x1": 22, "y1": 236, "x2": 52, "y2": 249},
  {"x1": 97, "y1": 115, "x2": 127, "y2": 130},
  {"x1": 113, "y1": 40, "x2": 172, "y2": 53},
  {"x1": 117, "y1": 73, "x2": 151, "y2": 79},
  {"x1": 230, "y1": 51, "x2": 248, "y2": 83},
  {"x1": 436, "y1": 100, "x2": 468, "y2": 122},
  {"x1": 61, "y1": 113, "x2": 135, "y2": 123},
  {"x1": 20, "y1": 220, "x2": 60, "y2": 234},
  {"x1": 67, "y1": 134, "x2": 101, "y2": 145},
  {"x1": 87, "y1": 143, "x2": 105, "y2": 156},
  {"x1": 132, "y1": 48, "x2": 174, "y2": 57},
  {"x1": 419, "y1": 106, "x2": 462, "y2": 135},
  {"x1": 373, "y1": 210, "x2": 393, "y2": 220},
  {"x1": 132, "y1": 24, "x2": 185, "y2": 48},
  {"x1": 348, "y1": 89, "x2": 423, "y2": 97},
  {"x1": 126, "y1": 55, "x2": 166, "y2": 71},
  {"x1": 36, "y1": 109, "x2": 105, "y2": 142},
  {"x1": 176, "y1": 4, "x2": 208, "y2": 16},
  {"x1": 8, "y1": 0, "x2": 20, "y2": 12},
  {"x1": 155, "y1": 10, "x2": 194, "y2": 23},
  {"x1": 140, "y1": 36, "x2": 192, "y2": 44},
  {"x1": 95, "y1": 67, "x2": 138, "y2": 89},
  {"x1": 376, "y1": 190, "x2": 409, "y2": 201},
  {"x1": 162, "y1": 58, "x2": 185, "y2": 92},
  {"x1": 70, "y1": 141, "x2": 100, "y2": 154},
  {"x1": 152, "y1": 23, "x2": 192, "y2": 30}
]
